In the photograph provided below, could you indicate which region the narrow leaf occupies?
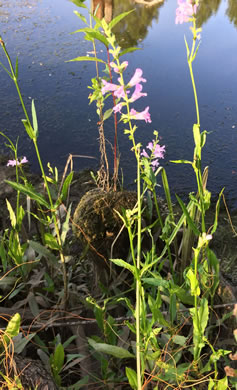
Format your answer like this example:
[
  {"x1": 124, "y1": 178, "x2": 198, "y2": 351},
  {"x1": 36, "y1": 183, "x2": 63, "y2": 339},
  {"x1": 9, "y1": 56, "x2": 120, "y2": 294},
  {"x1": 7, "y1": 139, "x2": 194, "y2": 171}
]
[
  {"x1": 103, "y1": 108, "x2": 113, "y2": 121},
  {"x1": 109, "y1": 258, "x2": 135, "y2": 274},
  {"x1": 66, "y1": 56, "x2": 105, "y2": 64},
  {"x1": 53, "y1": 343, "x2": 65, "y2": 374},
  {"x1": 70, "y1": 0, "x2": 86, "y2": 8},
  {"x1": 15, "y1": 56, "x2": 19, "y2": 80},
  {"x1": 21, "y1": 119, "x2": 35, "y2": 140},
  {"x1": 119, "y1": 47, "x2": 141, "y2": 57},
  {"x1": 44, "y1": 232, "x2": 61, "y2": 251},
  {"x1": 13, "y1": 332, "x2": 35, "y2": 354},
  {"x1": 88, "y1": 338, "x2": 134, "y2": 358},
  {"x1": 28, "y1": 240, "x2": 58, "y2": 264},
  {"x1": 73, "y1": 10, "x2": 87, "y2": 24},
  {"x1": 31, "y1": 99, "x2": 38, "y2": 138},
  {"x1": 109, "y1": 10, "x2": 134, "y2": 30},
  {"x1": 5, "y1": 180, "x2": 50, "y2": 208},
  {"x1": 6, "y1": 199, "x2": 16, "y2": 228},
  {"x1": 85, "y1": 31, "x2": 109, "y2": 47},
  {"x1": 176, "y1": 194, "x2": 200, "y2": 236},
  {"x1": 4, "y1": 313, "x2": 21, "y2": 346},
  {"x1": 125, "y1": 367, "x2": 137, "y2": 390}
]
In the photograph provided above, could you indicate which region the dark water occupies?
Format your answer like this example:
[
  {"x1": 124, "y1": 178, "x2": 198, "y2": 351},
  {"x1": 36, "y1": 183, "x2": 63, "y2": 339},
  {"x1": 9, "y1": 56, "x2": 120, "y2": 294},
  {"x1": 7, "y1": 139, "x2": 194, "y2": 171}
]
[{"x1": 0, "y1": 0, "x2": 237, "y2": 206}]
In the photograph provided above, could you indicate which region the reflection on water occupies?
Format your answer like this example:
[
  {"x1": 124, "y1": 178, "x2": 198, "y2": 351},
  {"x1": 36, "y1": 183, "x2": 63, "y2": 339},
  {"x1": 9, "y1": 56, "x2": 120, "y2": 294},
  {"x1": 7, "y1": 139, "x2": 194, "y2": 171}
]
[
  {"x1": 226, "y1": 0, "x2": 237, "y2": 27},
  {"x1": 0, "y1": 0, "x2": 237, "y2": 206},
  {"x1": 92, "y1": 0, "x2": 113, "y2": 23},
  {"x1": 111, "y1": 0, "x2": 164, "y2": 47}
]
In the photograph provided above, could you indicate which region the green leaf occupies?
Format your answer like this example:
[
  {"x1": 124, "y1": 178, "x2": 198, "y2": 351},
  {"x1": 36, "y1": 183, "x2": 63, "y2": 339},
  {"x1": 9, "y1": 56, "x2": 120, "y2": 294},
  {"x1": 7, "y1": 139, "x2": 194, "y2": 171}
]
[
  {"x1": 193, "y1": 123, "x2": 201, "y2": 148},
  {"x1": 103, "y1": 108, "x2": 113, "y2": 121},
  {"x1": 31, "y1": 99, "x2": 38, "y2": 138},
  {"x1": 73, "y1": 10, "x2": 87, "y2": 24},
  {"x1": 109, "y1": 10, "x2": 134, "y2": 30},
  {"x1": 172, "y1": 335, "x2": 188, "y2": 346},
  {"x1": 170, "y1": 159, "x2": 192, "y2": 164},
  {"x1": 5, "y1": 180, "x2": 50, "y2": 209},
  {"x1": 186, "y1": 268, "x2": 200, "y2": 296},
  {"x1": 28, "y1": 240, "x2": 58, "y2": 264},
  {"x1": 125, "y1": 367, "x2": 137, "y2": 390},
  {"x1": 0, "y1": 61, "x2": 13, "y2": 79},
  {"x1": 184, "y1": 35, "x2": 190, "y2": 60},
  {"x1": 142, "y1": 277, "x2": 169, "y2": 288},
  {"x1": 109, "y1": 258, "x2": 135, "y2": 274},
  {"x1": 13, "y1": 332, "x2": 35, "y2": 354},
  {"x1": 6, "y1": 199, "x2": 16, "y2": 228},
  {"x1": 176, "y1": 194, "x2": 200, "y2": 236},
  {"x1": 85, "y1": 31, "x2": 109, "y2": 47},
  {"x1": 21, "y1": 119, "x2": 35, "y2": 140},
  {"x1": 119, "y1": 47, "x2": 141, "y2": 57},
  {"x1": 28, "y1": 291, "x2": 39, "y2": 317},
  {"x1": 67, "y1": 376, "x2": 89, "y2": 390},
  {"x1": 15, "y1": 56, "x2": 19, "y2": 80},
  {"x1": 217, "y1": 376, "x2": 228, "y2": 390},
  {"x1": 88, "y1": 338, "x2": 134, "y2": 359},
  {"x1": 211, "y1": 187, "x2": 225, "y2": 235},
  {"x1": 0, "y1": 236, "x2": 7, "y2": 272},
  {"x1": 44, "y1": 232, "x2": 61, "y2": 251},
  {"x1": 66, "y1": 55, "x2": 105, "y2": 64},
  {"x1": 70, "y1": 0, "x2": 86, "y2": 8},
  {"x1": 61, "y1": 172, "x2": 74, "y2": 201},
  {"x1": 61, "y1": 203, "x2": 72, "y2": 246},
  {"x1": 3, "y1": 313, "x2": 21, "y2": 347},
  {"x1": 52, "y1": 343, "x2": 64, "y2": 374}
]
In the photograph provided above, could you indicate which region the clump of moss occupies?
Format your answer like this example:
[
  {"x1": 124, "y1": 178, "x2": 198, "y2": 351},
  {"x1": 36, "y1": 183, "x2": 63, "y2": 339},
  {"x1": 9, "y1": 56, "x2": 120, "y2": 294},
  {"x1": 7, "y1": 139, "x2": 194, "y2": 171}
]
[{"x1": 73, "y1": 189, "x2": 137, "y2": 265}]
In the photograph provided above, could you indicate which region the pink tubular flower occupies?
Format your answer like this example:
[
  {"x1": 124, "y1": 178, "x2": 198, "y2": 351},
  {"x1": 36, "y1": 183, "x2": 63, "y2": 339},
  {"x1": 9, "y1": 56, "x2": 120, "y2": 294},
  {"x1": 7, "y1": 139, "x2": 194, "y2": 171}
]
[
  {"x1": 141, "y1": 149, "x2": 149, "y2": 158},
  {"x1": 175, "y1": 0, "x2": 197, "y2": 24},
  {"x1": 141, "y1": 139, "x2": 166, "y2": 171},
  {"x1": 101, "y1": 79, "x2": 119, "y2": 95},
  {"x1": 110, "y1": 61, "x2": 128, "y2": 73},
  {"x1": 114, "y1": 85, "x2": 126, "y2": 99},
  {"x1": 113, "y1": 102, "x2": 123, "y2": 114},
  {"x1": 128, "y1": 68, "x2": 147, "y2": 87},
  {"x1": 130, "y1": 83, "x2": 147, "y2": 103},
  {"x1": 154, "y1": 144, "x2": 166, "y2": 159},
  {"x1": 130, "y1": 107, "x2": 151, "y2": 123},
  {"x1": 7, "y1": 156, "x2": 28, "y2": 167}
]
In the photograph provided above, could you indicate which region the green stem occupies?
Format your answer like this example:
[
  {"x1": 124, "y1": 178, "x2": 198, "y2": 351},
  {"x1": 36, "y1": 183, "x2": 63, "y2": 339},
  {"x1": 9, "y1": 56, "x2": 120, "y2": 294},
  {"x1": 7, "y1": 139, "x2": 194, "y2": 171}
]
[{"x1": 135, "y1": 151, "x2": 142, "y2": 390}]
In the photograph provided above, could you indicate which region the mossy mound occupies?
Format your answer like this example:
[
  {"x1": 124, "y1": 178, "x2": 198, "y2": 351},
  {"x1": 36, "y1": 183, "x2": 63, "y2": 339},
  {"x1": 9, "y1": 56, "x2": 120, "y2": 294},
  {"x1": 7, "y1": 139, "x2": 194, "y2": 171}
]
[{"x1": 73, "y1": 189, "x2": 137, "y2": 266}]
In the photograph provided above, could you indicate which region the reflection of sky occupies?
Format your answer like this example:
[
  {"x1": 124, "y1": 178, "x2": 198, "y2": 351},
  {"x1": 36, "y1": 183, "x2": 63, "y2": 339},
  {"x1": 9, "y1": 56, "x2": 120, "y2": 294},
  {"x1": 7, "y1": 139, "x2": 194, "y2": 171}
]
[{"x1": 0, "y1": 0, "x2": 237, "y2": 206}]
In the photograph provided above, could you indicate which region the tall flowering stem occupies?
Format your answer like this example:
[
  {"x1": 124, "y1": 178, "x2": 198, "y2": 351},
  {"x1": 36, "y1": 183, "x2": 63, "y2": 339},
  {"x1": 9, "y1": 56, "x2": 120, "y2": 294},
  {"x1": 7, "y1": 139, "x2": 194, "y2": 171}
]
[{"x1": 100, "y1": 19, "x2": 156, "y2": 389}]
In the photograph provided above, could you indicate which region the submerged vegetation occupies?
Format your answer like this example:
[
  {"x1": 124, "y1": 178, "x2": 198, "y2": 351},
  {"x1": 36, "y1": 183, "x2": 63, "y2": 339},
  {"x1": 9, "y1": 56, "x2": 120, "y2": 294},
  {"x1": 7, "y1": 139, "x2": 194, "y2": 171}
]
[{"x1": 0, "y1": 0, "x2": 236, "y2": 388}]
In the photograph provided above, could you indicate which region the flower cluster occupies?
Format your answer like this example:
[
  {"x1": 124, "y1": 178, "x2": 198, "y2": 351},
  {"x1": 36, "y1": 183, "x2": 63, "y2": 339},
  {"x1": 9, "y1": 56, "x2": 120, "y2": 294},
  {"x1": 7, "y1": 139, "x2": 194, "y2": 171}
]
[
  {"x1": 7, "y1": 156, "x2": 28, "y2": 167},
  {"x1": 141, "y1": 139, "x2": 165, "y2": 171},
  {"x1": 175, "y1": 0, "x2": 197, "y2": 24},
  {"x1": 101, "y1": 66, "x2": 151, "y2": 123}
]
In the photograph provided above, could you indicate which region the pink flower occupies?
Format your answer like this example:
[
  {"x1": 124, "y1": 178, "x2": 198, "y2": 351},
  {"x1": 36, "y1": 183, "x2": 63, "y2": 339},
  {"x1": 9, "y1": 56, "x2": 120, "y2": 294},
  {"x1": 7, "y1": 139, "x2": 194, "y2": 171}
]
[
  {"x1": 130, "y1": 83, "x2": 147, "y2": 103},
  {"x1": 175, "y1": 0, "x2": 197, "y2": 24},
  {"x1": 154, "y1": 144, "x2": 166, "y2": 159},
  {"x1": 114, "y1": 85, "x2": 126, "y2": 99},
  {"x1": 113, "y1": 102, "x2": 123, "y2": 113},
  {"x1": 141, "y1": 139, "x2": 166, "y2": 171},
  {"x1": 130, "y1": 107, "x2": 151, "y2": 123},
  {"x1": 101, "y1": 80, "x2": 119, "y2": 95},
  {"x1": 7, "y1": 156, "x2": 28, "y2": 167},
  {"x1": 141, "y1": 149, "x2": 149, "y2": 158},
  {"x1": 110, "y1": 61, "x2": 128, "y2": 73},
  {"x1": 128, "y1": 68, "x2": 146, "y2": 87}
]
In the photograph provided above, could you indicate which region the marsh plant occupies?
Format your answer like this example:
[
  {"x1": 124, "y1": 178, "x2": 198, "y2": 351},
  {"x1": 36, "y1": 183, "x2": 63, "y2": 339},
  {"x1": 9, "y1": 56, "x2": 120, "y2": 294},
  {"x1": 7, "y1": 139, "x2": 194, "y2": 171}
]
[{"x1": 0, "y1": 0, "x2": 236, "y2": 389}]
